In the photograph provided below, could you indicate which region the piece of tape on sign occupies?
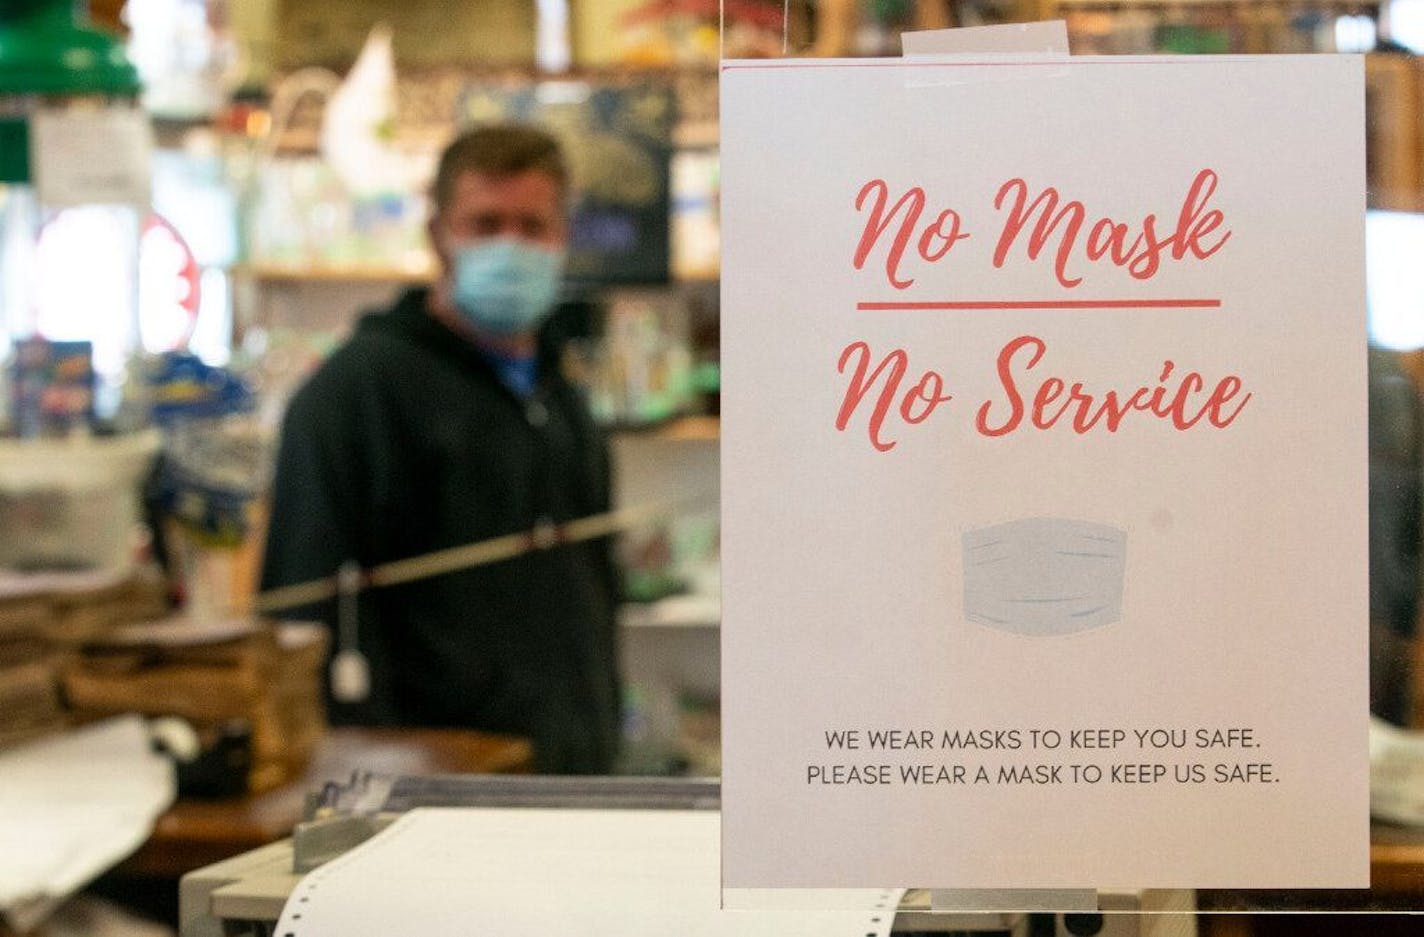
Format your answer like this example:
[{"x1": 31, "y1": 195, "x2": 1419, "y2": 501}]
[{"x1": 962, "y1": 517, "x2": 1127, "y2": 636}]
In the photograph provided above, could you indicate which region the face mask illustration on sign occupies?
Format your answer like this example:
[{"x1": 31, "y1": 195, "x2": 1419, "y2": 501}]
[{"x1": 962, "y1": 518, "x2": 1127, "y2": 636}]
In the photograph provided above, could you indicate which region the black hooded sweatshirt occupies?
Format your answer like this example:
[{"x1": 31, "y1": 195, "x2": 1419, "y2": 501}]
[{"x1": 260, "y1": 288, "x2": 621, "y2": 774}]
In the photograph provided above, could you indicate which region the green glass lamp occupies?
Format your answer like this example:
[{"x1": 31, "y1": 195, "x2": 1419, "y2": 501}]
[{"x1": 0, "y1": 0, "x2": 141, "y2": 182}]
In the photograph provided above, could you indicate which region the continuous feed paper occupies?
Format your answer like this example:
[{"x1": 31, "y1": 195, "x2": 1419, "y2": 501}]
[{"x1": 272, "y1": 808, "x2": 902, "y2": 934}]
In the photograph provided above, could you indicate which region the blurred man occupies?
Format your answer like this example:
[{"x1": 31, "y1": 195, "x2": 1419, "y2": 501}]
[{"x1": 261, "y1": 125, "x2": 620, "y2": 774}]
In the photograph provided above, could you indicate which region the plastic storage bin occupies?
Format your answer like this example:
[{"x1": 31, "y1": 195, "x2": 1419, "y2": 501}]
[{"x1": 0, "y1": 431, "x2": 160, "y2": 573}]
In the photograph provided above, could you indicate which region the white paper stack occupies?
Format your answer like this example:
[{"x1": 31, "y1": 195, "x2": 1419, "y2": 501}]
[{"x1": 0, "y1": 716, "x2": 175, "y2": 932}]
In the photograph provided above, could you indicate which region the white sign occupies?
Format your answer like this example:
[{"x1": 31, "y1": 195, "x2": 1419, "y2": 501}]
[
  {"x1": 31, "y1": 107, "x2": 152, "y2": 209},
  {"x1": 720, "y1": 55, "x2": 1367, "y2": 890}
]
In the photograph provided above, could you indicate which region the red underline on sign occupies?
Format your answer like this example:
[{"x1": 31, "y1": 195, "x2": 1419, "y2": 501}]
[
  {"x1": 856, "y1": 299, "x2": 1223, "y2": 311},
  {"x1": 719, "y1": 58, "x2": 1264, "y2": 71}
]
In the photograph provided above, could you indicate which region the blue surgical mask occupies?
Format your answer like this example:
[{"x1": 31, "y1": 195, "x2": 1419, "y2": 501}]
[{"x1": 451, "y1": 238, "x2": 565, "y2": 336}]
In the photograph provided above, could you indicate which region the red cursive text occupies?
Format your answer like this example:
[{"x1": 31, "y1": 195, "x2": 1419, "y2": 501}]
[
  {"x1": 992, "y1": 169, "x2": 1231, "y2": 289},
  {"x1": 853, "y1": 179, "x2": 971, "y2": 290},
  {"x1": 975, "y1": 334, "x2": 1252, "y2": 437},
  {"x1": 836, "y1": 341, "x2": 954, "y2": 451}
]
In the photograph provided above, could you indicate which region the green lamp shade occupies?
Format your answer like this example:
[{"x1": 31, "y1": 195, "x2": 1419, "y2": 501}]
[
  {"x1": 0, "y1": 0, "x2": 141, "y2": 182},
  {"x1": 0, "y1": 0, "x2": 140, "y2": 95}
]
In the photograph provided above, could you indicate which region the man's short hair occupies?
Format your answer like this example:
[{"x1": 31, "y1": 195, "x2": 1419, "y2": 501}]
[{"x1": 431, "y1": 123, "x2": 569, "y2": 213}]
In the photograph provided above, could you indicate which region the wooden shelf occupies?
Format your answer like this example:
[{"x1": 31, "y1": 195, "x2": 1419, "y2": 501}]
[
  {"x1": 619, "y1": 593, "x2": 720, "y2": 629},
  {"x1": 614, "y1": 415, "x2": 720, "y2": 442},
  {"x1": 231, "y1": 263, "x2": 437, "y2": 284},
  {"x1": 656, "y1": 415, "x2": 719, "y2": 441},
  {"x1": 233, "y1": 264, "x2": 719, "y2": 288}
]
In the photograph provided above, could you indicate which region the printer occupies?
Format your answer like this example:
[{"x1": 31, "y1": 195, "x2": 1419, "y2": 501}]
[{"x1": 178, "y1": 774, "x2": 1195, "y2": 937}]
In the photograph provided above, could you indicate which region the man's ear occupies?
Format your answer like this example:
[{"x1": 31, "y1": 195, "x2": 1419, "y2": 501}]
[{"x1": 427, "y1": 215, "x2": 448, "y2": 268}]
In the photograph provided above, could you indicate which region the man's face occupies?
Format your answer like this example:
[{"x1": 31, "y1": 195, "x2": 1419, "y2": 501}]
[{"x1": 433, "y1": 169, "x2": 567, "y2": 263}]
